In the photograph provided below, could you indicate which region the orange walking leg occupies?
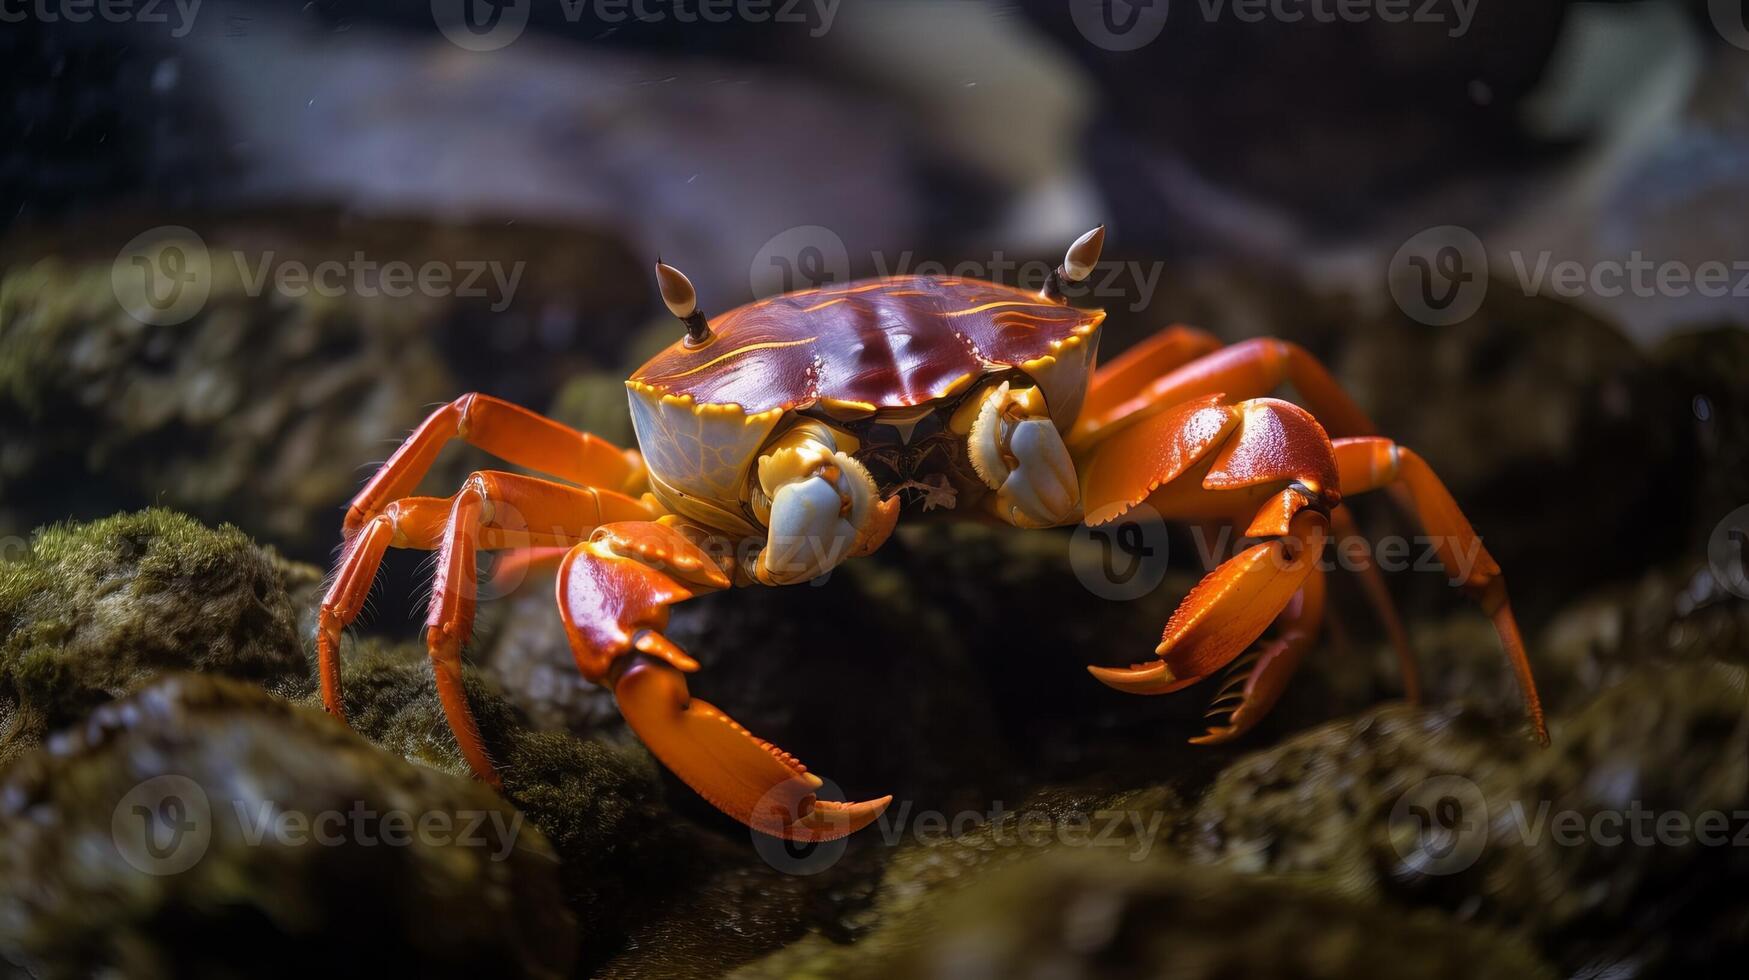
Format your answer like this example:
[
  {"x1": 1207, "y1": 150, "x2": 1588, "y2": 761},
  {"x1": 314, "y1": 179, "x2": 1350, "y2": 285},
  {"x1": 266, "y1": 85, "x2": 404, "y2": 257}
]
[
  {"x1": 317, "y1": 472, "x2": 651, "y2": 765},
  {"x1": 1078, "y1": 325, "x2": 1221, "y2": 437},
  {"x1": 1332, "y1": 437, "x2": 1547, "y2": 744},
  {"x1": 1328, "y1": 504, "x2": 1420, "y2": 702},
  {"x1": 344, "y1": 393, "x2": 641, "y2": 536},
  {"x1": 1071, "y1": 337, "x2": 1378, "y2": 448}
]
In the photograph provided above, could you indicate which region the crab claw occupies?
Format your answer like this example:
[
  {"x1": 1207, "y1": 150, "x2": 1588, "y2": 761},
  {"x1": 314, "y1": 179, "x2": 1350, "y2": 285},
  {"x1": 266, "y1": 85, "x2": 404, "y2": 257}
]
[
  {"x1": 1090, "y1": 512, "x2": 1325, "y2": 700},
  {"x1": 968, "y1": 382, "x2": 1080, "y2": 528},
  {"x1": 614, "y1": 657, "x2": 892, "y2": 842},
  {"x1": 753, "y1": 430, "x2": 880, "y2": 585}
]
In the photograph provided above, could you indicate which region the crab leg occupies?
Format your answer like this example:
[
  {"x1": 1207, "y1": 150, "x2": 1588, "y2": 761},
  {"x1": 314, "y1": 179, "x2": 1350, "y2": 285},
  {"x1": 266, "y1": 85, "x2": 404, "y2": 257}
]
[
  {"x1": 1332, "y1": 437, "x2": 1547, "y2": 744},
  {"x1": 1192, "y1": 565, "x2": 1327, "y2": 744},
  {"x1": 558, "y1": 521, "x2": 891, "y2": 842},
  {"x1": 1077, "y1": 325, "x2": 1221, "y2": 440},
  {"x1": 344, "y1": 393, "x2": 641, "y2": 536},
  {"x1": 317, "y1": 473, "x2": 651, "y2": 749},
  {"x1": 1328, "y1": 504, "x2": 1420, "y2": 702},
  {"x1": 1070, "y1": 337, "x2": 1377, "y2": 448}
]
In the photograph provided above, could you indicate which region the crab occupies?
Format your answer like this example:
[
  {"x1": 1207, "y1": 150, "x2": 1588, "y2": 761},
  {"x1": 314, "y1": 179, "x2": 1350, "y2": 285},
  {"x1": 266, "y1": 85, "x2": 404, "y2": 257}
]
[{"x1": 317, "y1": 227, "x2": 1547, "y2": 842}]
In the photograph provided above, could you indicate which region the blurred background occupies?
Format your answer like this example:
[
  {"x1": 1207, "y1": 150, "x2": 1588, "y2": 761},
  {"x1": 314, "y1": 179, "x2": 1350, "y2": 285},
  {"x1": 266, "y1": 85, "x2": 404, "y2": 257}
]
[{"x1": 3, "y1": 2, "x2": 1749, "y2": 978}]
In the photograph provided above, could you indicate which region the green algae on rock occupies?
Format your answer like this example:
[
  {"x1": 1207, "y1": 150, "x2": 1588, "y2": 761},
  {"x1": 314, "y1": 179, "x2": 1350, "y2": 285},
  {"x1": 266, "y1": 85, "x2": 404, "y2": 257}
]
[
  {"x1": 0, "y1": 673, "x2": 574, "y2": 979},
  {"x1": 0, "y1": 509, "x2": 309, "y2": 767}
]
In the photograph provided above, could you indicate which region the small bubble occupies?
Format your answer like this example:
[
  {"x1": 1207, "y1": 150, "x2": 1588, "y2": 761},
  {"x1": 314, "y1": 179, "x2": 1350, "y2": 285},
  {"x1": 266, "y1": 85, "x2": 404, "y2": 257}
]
[{"x1": 1693, "y1": 395, "x2": 1713, "y2": 422}]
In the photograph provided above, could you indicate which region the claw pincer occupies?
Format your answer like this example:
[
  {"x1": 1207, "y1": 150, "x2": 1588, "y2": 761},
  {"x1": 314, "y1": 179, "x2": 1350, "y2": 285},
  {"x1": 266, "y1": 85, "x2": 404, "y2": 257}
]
[{"x1": 560, "y1": 521, "x2": 889, "y2": 841}]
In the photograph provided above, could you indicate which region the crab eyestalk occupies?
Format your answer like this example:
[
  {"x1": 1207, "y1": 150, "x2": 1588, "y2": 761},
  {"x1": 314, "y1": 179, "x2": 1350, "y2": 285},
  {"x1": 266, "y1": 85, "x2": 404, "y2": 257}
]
[
  {"x1": 655, "y1": 260, "x2": 712, "y2": 347},
  {"x1": 1040, "y1": 224, "x2": 1105, "y2": 303}
]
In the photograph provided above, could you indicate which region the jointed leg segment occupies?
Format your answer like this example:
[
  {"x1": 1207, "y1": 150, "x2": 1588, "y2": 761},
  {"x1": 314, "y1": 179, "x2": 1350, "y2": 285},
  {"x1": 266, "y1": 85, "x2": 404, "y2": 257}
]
[
  {"x1": 323, "y1": 392, "x2": 649, "y2": 766},
  {"x1": 1076, "y1": 325, "x2": 1547, "y2": 747}
]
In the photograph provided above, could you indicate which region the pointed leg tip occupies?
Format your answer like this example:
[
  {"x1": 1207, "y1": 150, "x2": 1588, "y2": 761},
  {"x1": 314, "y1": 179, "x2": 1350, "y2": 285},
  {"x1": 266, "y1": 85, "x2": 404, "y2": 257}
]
[
  {"x1": 773, "y1": 794, "x2": 892, "y2": 843},
  {"x1": 1088, "y1": 661, "x2": 1193, "y2": 695}
]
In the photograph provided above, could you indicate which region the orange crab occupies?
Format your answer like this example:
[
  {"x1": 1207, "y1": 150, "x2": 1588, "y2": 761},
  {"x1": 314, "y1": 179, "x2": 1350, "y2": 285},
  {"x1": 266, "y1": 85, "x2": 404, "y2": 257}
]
[{"x1": 317, "y1": 227, "x2": 1547, "y2": 842}]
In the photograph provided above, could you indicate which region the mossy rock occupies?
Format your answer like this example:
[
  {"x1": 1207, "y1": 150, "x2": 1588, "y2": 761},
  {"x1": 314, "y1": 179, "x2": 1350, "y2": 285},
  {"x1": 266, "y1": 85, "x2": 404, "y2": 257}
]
[
  {"x1": 736, "y1": 849, "x2": 1552, "y2": 979},
  {"x1": 0, "y1": 509, "x2": 309, "y2": 767},
  {"x1": 0, "y1": 674, "x2": 574, "y2": 979},
  {"x1": 1189, "y1": 660, "x2": 1749, "y2": 974}
]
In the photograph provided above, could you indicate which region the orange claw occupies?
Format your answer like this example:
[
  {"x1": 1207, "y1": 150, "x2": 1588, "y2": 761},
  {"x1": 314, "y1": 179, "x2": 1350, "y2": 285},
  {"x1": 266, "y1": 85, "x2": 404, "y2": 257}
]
[
  {"x1": 559, "y1": 521, "x2": 890, "y2": 841},
  {"x1": 615, "y1": 658, "x2": 891, "y2": 842},
  {"x1": 1090, "y1": 511, "x2": 1326, "y2": 698}
]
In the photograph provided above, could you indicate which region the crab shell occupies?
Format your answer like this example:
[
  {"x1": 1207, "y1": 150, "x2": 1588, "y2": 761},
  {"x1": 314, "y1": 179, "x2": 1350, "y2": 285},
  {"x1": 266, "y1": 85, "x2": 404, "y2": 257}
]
[{"x1": 625, "y1": 276, "x2": 1105, "y2": 535}]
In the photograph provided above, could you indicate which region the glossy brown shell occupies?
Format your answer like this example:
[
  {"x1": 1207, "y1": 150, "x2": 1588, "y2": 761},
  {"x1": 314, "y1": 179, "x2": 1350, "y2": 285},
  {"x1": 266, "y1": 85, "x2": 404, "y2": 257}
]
[{"x1": 629, "y1": 276, "x2": 1104, "y2": 414}]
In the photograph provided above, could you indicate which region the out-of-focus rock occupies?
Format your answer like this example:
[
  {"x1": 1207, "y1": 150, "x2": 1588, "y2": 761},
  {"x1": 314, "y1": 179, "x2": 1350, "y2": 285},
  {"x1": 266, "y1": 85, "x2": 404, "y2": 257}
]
[
  {"x1": 0, "y1": 674, "x2": 574, "y2": 979},
  {"x1": 1190, "y1": 661, "x2": 1749, "y2": 975},
  {"x1": 0, "y1": 212, "x2": 645, "y2": 562},
  {"x1": 853, "y1": 854, "x2": 1554, "y2": 980},
  {"x1": 0, "y1": 509, "x2": 309, "y2": 767},
  {"x1": 1333, "y1": 287, "x2": 1682, "y2": 611}
]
